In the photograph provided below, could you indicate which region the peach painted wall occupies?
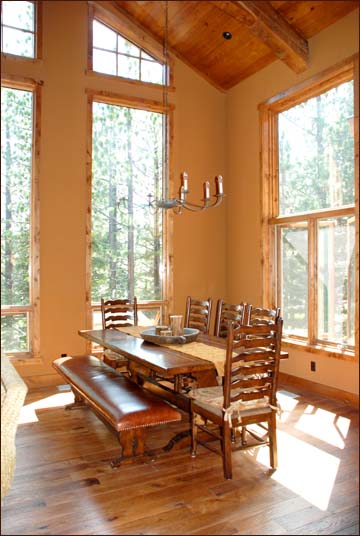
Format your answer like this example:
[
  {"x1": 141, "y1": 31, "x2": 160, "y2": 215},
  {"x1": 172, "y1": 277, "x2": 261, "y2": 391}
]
[
  {"x1": 2, "y1": 2, "x2": 358, "y2": 394},
  {"x1": 226, "y1": 10, "x2": 359, "y2": 394},
  {"x1": 171, "y1": 60, "x2": 227, "y2": 324},
  {"x1": 1, "y1": 1, "x2": 227, "y2": 384}
]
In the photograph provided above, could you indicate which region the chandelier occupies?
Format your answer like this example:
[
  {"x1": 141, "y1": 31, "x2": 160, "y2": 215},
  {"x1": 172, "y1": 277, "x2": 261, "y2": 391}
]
[
  {"x1": 155, "y1": 172, "x2": 224, "y2": 214},
  {"x1": 151, "y1": 0, "x2": 225, "y2": 215}
]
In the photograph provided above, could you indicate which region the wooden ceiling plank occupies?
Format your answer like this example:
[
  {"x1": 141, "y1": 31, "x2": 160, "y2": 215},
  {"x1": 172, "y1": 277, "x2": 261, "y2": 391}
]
[{"x1": 214, "y1": 0, "x2": 309, "y2": 73}]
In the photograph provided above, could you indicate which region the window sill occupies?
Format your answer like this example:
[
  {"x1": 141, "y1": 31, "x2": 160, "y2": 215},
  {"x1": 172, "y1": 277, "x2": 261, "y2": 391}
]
[
  {"x1": 5, "y1": 353, "x2": 43, "y2": 365},
  {"x1": 282, "y1": 338, "x2": 357, "y2": 362},
  {"x1": 85, "y1": 69, "x2": 176, "y2": 92},
  {"x1": 1, "y1": 52, "x2": 43, "y2": 64}
]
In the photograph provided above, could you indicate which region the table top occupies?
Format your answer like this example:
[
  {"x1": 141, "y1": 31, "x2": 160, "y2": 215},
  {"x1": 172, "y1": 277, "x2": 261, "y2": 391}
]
[
  {"x1": 78, "y1": 328, "x2": 288, "y2": 378},
  {"x1": 78, "y1": 329, "x2": 222, "y2": 376}
]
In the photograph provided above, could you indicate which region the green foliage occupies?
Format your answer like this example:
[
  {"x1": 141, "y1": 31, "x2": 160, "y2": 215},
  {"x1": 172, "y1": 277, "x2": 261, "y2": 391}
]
[
  {"x1": 278, "y1": 81, "x2": 355, "y2": 345},
  {"x1": 279, "y1": 81, "x2": 354, "y2": 214},
  {"x1": 280, "y1": 226, "x2": 308, "y2": 336},
  {"x1": 91, "y1": 102, "x2": 163, "y2": 303},
  {"x1": 1, "y1": 87, "x2": 33, "y2": 352}
]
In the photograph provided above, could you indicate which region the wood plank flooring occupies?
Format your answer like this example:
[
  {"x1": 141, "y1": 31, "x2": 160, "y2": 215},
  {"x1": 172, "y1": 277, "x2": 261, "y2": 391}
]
[{"x1": 1, "y1": 382, "x2": 359, "y2": 535}]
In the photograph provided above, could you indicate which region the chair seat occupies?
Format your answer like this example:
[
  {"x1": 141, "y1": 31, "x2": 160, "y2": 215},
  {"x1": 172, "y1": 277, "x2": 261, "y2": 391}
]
[
  {"x1": 190, "y1": 319, "x2": 283, "y2": 479},
  {"x1": 190, "y1": 385, "x2": 273, "y2": 423}
]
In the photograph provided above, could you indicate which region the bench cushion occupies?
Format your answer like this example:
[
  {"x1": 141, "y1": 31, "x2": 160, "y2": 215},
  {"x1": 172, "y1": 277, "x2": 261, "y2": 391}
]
[{"x1": 53, "y1": 355, "x2": 181, "y2": 432}]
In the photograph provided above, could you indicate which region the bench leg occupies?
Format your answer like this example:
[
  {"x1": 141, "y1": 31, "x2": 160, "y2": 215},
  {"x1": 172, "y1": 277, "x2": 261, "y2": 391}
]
[
  {"x1": 111, "y1": 429, "x2": 148, "y2": 467},
  {"x1": 65, "y1": 387, "x2": 88, "y2": 410}
]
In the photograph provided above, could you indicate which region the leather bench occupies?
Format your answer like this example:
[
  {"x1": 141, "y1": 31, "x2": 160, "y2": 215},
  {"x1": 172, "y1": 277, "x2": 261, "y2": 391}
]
[{"x1": 52, "y1": 355, "x2": 182, "y2": 466}]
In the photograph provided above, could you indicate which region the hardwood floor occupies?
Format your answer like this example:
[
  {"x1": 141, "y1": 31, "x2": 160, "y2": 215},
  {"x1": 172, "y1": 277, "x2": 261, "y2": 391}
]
[{"x1": 1, "y1": 382, "x2": 359, "y2": 535}]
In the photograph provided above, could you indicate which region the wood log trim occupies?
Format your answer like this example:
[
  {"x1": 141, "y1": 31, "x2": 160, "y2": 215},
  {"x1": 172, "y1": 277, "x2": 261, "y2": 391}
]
[
  {"x1": 85, "y1": 88, "x2": 175, "y2": 113},
  {"x1": 259, "y1": 54, "x2": 357, "y2": 113}
]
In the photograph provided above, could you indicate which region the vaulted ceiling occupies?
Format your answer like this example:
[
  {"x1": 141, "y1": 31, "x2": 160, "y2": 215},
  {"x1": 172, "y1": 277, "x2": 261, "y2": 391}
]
[{"x1": 110, "y1": 0, "x2": 359, "y2": 90}]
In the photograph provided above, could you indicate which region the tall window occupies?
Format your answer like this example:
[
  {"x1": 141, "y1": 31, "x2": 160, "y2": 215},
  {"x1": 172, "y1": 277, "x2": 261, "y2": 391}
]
[
  {"x1": 89, "y1": 96, "x2": 169, "y2": 329},
  {"x1": 1, "y1": 83, "x2": 40, "y2": 358},
  {"x1": 1, "y1": 1, "x2": 37, "y2": 58},
  {"x1": 261, "y1": 59, "x2": 358, "y2": 355},
  {"x1": 92, "y1": 19, "x2": 165, "y2": 85}
]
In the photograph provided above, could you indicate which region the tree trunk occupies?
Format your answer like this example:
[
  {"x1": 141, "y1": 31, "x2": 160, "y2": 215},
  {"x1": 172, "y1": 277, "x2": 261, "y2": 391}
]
[
  {"x1": 107, "y1": 124, "x2": 118, "y2": 298},
  {"x1": 125, "y1": 109, "x2": 135, "y2": 299},
  {"x1": 153, "y1": 127, "x2": 161, "y2": 299},
  {"x1": 4, "y1": 118, "x2": 14, "y2": 305}
]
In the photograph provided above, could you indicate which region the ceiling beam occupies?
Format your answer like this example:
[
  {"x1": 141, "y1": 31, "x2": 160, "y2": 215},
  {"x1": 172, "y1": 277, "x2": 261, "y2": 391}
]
[{"x1": 215, "y1": 0, "x2": 309, "y2": 73}]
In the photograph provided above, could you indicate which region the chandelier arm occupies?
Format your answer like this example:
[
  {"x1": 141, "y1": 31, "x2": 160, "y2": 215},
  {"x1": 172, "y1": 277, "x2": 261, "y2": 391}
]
[
  {"x1": 180, "y1": 204, "x2": 207, "y2": 212},
  {"x1": 173, "y1": 206, "x2": 184, "y2": 215},
  {"x1": 182, "y1": 195, "x2": 224, "y2": 210}
]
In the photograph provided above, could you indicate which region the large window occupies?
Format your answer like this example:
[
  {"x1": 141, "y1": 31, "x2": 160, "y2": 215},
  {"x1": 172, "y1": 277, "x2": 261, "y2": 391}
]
[
  {"x1": 1, "y1": 82, "x2": 40, "y2": 358},
  {"x1": 88, "y1": 94, "x2": 170, "y2": 331},
  {"x1": 1, "y1": 1, "x2": 38, "y2": 58},
  {"x1": 261, "y1": 59, "x2": 358, "y2": 356}
]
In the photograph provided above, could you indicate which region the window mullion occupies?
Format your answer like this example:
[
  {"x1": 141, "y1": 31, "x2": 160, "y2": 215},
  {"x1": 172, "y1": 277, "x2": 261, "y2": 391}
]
[
  {"x1": 308, "y1": 217, "x2": 318, "y2": 345},
  {"x1": 275, "y1": 225, "x2": 282, "y2": 312}
]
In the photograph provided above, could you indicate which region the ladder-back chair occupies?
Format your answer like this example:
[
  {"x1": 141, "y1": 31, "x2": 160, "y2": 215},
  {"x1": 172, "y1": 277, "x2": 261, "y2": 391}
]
[
  {"x1": 184, "y1": 296, "x2": 213, "y2": 334},
  {"x1": 101, "y1": 297, "x2": 138, "y2": 371},
  {"x1": 190, "y1": 319, "x2": 283, "y2": 479},
  {"x1": 214, "y1": 299, "x2": 251, "y2": 338},
  {"x1": 250, "y1": 306, "x2": 281, "y2": 326}
]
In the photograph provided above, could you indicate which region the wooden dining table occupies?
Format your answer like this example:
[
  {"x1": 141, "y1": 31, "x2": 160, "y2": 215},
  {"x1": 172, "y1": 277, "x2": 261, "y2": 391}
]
[
  {"x1": 79, "y1": 328, "x2": 221, "y2": 411},
  {"x1": 78, "y1": 327, "x2": 288, "y2": 413}
]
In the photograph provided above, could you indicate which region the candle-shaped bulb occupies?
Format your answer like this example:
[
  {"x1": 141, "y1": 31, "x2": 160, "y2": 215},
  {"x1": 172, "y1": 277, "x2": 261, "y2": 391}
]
[
  {"x1": 215, "y1": 175, "x2": 223, "y2": 196},
  {"x1": 204, "y1": 180, "x2": 211, "y2": 200},
  {"x1": 179, "y1": 185, "x2": 185, "y2": 201},
  {"x1": 181, "y1": 172, "x2": 189, "y2": 193}
]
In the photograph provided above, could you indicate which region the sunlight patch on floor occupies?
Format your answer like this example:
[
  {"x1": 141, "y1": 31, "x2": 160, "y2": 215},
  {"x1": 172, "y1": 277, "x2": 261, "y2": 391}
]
[
  {"x1": 295, "y1": 405, "x2": 350, "y2": 448},
  {"x1": 255, "y1": 428, "x2": 340, "y2": 510},
  {"x1": 18, "y1": 392, "x2": 74, "y2": 424},
  {"x1": 277, "y1": 391, "x2": 299, "y2": 423}
]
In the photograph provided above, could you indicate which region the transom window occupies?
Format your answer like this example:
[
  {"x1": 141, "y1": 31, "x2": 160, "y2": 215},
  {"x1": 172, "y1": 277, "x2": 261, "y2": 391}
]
[
  {"x1": 1, "y1": 1, "x2": 36, "y2": 58},
  {"x1": 92, "y1": 19, "x2": 165, "y2": 85},
  {"x1": 261, "y1": 59, "x2": 357, "y2": 356}
]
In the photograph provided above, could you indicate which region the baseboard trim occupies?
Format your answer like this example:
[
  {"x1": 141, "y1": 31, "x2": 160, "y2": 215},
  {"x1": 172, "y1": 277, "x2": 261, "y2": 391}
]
[
  {"x1": 279, "y1": 372, "x2": 359, "y2": 407},
  {"x1": 23, "y1": 373, "x2": 63, "y2": 389}
]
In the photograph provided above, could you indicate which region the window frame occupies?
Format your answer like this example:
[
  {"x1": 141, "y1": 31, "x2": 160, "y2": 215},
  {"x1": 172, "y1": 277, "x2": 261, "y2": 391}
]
[
  {"x1": 1, "y1": 75, "x2": 41, "y2": 360},
  {"x1": 88, "y1": 2, "x2": 173, "y2": 89},
  {"x1": 0, "y1": 0, "x2": 43, "y2": 60},
  {"x1": 85, "y1": 89, "x2": 174, "y2": 351},
  {"x1": 260, "y1": 55, "x2": 359, "y2": 360}
]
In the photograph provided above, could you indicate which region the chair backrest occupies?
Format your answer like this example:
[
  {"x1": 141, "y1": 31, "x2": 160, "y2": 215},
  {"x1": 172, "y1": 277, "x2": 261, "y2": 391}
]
[
  {"x1": 214, "y1": 299, "x2": 251, "y2": 337},
  {"x1": 184, "y1": 296, "x2": 213, "y2": 334},
  {"x1": 223, "y1": 319, "x2": 283, "y2": 410},
  {"x1": 249, "y1": 306, "x2": 281, "y2": 326},
  {"x1": 101, "y1": 297, "x2": 138, "y2": 330}
]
